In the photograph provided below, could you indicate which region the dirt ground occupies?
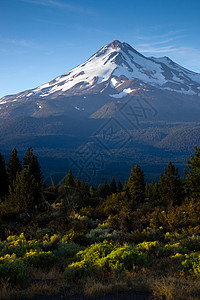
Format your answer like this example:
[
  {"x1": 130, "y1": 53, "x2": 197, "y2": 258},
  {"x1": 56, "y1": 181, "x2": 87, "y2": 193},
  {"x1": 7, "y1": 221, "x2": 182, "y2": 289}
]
[{"x1": 16, "y1": 289, "x2": 151, "y2": 300}]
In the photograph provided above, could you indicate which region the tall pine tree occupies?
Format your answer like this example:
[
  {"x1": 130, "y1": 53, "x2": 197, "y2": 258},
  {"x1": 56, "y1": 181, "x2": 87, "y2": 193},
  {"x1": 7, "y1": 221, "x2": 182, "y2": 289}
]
[
  {"x1": 184, "y1": 146, "x2": 200, "y2": 200},
  {"x1": 110, "y1": 176, "x2": 117, "y2": 193},
  {"x1": 0, "y1": 152, "x2": 8, "y2": 197},
  {"x1": 128, "y1": 165, "x2": 145, "y2": 205},
  {"x1": 159, "y1": 161, "x2": 184, "y2": 206},
  {"x1": 7, "y1": 148, "x2": 22, "y2": 185},
  {"x1": 102, "y1": 180, "x2": 111, "y2": 198},
  {"x1": 8, "y1": 166, "x2": 42, "y2": 213},
  {"x1": 97, "y1": 184, "x2": 103, "y2": 197},
  {"x1": 63, "y1": 170, "x2": 74, "y2": 187},
  {"x1": 23, "y1": 147, "x2": 42, "y2": 184},
  {"x1": 117, "y1": 180, "x2": 123, "y2": 193}
]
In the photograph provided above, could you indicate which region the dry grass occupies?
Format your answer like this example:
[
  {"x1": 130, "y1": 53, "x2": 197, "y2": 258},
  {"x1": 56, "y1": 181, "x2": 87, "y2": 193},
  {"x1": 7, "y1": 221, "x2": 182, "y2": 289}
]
[
  {"x1": 30, "y1": 266, "x2": 62, "y2": 281},
  {"x1": 0, "y1": 280, "x2": 60, "y2": 300},
  {"x1": 83, "y1": 278, "x2": 129, "y2": 297},
  {"x1": 0, "y1": 279, "x2": 11, "y2": 300},
  {"x1": 0, "y1": 266, "x2": 62, "y2": 300},
  {"x1": 152, "y1": 276, "x2": 200, "y2": 300}
]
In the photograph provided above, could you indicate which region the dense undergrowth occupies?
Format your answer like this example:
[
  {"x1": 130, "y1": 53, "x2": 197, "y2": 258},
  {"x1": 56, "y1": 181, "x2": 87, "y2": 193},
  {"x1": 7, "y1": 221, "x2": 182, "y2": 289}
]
[{"x1": 0, "y1": 147, "x2": 200, "y2": 299}]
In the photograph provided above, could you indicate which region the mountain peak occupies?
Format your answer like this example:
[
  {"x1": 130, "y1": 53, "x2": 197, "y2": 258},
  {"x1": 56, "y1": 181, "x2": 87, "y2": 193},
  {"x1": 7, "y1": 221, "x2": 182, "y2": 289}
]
[
  {"x1": 1, "y1": 40, "x2": 200, "y2": 110},
  {"x1": 107, "y1": 40, "x2": 123, "y2": 49}
]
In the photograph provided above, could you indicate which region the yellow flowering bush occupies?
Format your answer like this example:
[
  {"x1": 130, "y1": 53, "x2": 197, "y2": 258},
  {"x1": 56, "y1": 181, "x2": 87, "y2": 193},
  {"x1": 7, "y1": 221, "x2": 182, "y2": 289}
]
[
  {"x1": 135, "y1": 241, "x2": 161, "y2": 255},
  {"x1": 95, "y1": 245, "x2": 149, "y2": 273},
  {"x1": 170, "y1": 252, "x2": 185, "y2": 262},
  {"x1": 63, "y1": 260, "x2": 92, "y2": 281},
  {"x1": 0, "y1": 233, "x2": 40, "y2": 258},
  {"x1": 160, "y1": 242, "x2": 188, "y2": 257},
  {"x1": 63, "y1": 242, "x2": 149, "y2": 282},
  {"x1": 76, "y1": 241, "x2": 114, "y2": 262},
  {"x1": 23, "y1": 250, "x2": 56, "y2": 268},
  {"x1": 180, "y1": 253, "x2": 200, "y2": 276},
  {"x1": 0, "y1": 254, "x2": 29, "y2": 288}
]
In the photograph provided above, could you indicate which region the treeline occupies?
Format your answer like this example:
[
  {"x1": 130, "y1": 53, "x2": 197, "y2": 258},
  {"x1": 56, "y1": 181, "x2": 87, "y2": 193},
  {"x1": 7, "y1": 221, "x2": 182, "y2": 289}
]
[
  {"x1": 0, "y1": 146, "x2": 200, "y2": 236},
  {"x1": 1, "y1": 146, "x2": 200, "y2": 299}
]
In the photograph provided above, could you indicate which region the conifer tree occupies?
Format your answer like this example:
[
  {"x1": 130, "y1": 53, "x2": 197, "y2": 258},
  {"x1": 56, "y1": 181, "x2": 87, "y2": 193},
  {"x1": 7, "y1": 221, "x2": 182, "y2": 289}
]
[
  {"x1": 8, "y1": 166, "x2": 42, "y2": 213},
  {"x1": 117, "y1": 180, "x2": 123, "y2": 193},
  {"x1": 145, "y1": 183, "x2": 150, "y2": 199},
  {"x1": 128, "y1": 165, "x2": 145, "y2": 205},
  {"x1": 0, "y1": 152, "x2": 8, "y2": 197},
  {"x1": 79, "y1": 179, "x2": 89, "y2": 194},
  {"x1": 184, "y1": 146, "x2": 200, "y2": 199},
  {"x1": 23, "y1": 147, "x2": 42, "y2": 184},
  {"x1": 110, "y1": 176, "x2": 117, "y2": 193},
  {"x1": 159, "y1": 161, "x2": 184, "y2": 206},
  {"x1": 149, "y1": 180, "x2": 159, "y2": 204},
  {"x1": 97, "y1": 184, "x2": 103, "y2": 197},
  {"x1": 123, "y1": 180, "x2": 129, "y2": 197},
  {"x1": 7, "y1": 148, "x2": 22, "y2": 185},
  {"x1": 89, "y1": 186, "x2": 94, "y2": 197},
  {"x1": 102, "y1": 180, "x2": 111, "y2": 198},
  {"x1": 63, "y1": 170, "x2": 74, "y2": 187},
  {"x1": 80, "y1": 179, "x2": 86, "y2": 190},
  {"x1": 74, "y1": 176, "x2": 81, "y2": 189}
]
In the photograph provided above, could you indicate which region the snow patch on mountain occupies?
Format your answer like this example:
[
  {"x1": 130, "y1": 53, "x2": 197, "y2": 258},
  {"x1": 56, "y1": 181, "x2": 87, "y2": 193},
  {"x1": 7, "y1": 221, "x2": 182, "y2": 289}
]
[
  {"x1": 151, "y1": 56, "x2": 200, "y2": 84},
  {"x1": 109, "y1": 88, "x2": 136, "y2": 98},
  {"x1": 110, "y1": 77, "x2": 124, "y2": 88},
  {"x1": 33, "y1": 46, "x2": 119, "y2": 97}
]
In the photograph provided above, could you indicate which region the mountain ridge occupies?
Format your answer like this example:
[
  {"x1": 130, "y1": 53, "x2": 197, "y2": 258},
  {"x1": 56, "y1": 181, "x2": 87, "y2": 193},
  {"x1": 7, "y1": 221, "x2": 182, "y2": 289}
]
[
  {"x1": 0, "y1": 40, "x2": 200, "y2": 182},
  {"x1": 1, "y1": 40, "x2": 200, "y2": 119}
]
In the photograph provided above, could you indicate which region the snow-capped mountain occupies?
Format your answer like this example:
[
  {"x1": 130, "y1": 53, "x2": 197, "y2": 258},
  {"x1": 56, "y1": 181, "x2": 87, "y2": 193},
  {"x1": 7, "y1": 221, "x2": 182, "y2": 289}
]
[
  {"x1": 30, "y1": 40, "x2": 200, "y2": 97},
  {"x1": 1, "y1": 40, "x2": 200, "y2": 117},
  {"x1": 0, "y1": 40, "x2": 200, "y2": 182}
]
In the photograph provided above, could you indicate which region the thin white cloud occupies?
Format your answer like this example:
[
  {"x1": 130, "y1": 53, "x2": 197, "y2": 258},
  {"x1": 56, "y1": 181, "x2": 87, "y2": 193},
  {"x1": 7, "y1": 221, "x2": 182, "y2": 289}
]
[
  {"x1": 136, "y1": 29, "x2": 185, "y2": 41},
  {"x1": 0, "y1": 37, "x2": 41, "y2": 50},
  {"x1": 137, "y1": 45, "x2": 182, "y2": 54},
  {"x1": 131, "y1": 27, "x2": 200, "y2": 72},
  {"x1": 20, "y1": 0, "x2": 95, "y2": 15}
]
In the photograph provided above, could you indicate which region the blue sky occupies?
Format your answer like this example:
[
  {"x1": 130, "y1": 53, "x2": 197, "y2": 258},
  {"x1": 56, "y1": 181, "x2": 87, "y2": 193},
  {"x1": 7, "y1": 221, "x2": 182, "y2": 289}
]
[{"x1": 1, "y1": 0, "x2": 200, "y2": 98}]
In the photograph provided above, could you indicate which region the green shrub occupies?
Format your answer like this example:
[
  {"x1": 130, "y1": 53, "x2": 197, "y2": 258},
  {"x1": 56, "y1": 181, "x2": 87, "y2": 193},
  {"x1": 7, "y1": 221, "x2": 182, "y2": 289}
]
[
  {"x1": 170, "y1": 253, "x2": 185, "y2": 262},
  {"x1": 42, "y1": 234, "x2": 60, "y2": 250},
  {"x1": 180, "y1": 235, "x2": 200, "y2": 252},
  {"x1": 135, "y1": 241, "x2": 161, "y2": 256},
  {"x1": 63, "y1": 243, "x2": 149, "y2": 282},
  {"x1": 86, "y1": 227, "x2": 119, "y2": 243},
  {"x1": 180, "y1": 253, "x2": 200, "y2": 276},
  {"x1": 63, "y1": 260, "x2": 92, "y2": 281},
  {"x1": 23, "y1": 250, "x2": 56, "y2": 268},
  {"x1": 130, "y1": 227, "x2": 163, "y2": 244},
  {"x1": 159, "y1": 243, "x2": 188, "y2": 258},
  {"x1": 0, "y1": 233, "x2": 40, "y2": 258},
  {"x1": 76, "y1": 242, "x2": 114, "y2": 262},
  {"x1": 61, "y1": 230, "x2": 88, "y2": 246},
  {"x1": 0, "y1": 254, "x2": 29, "y2": 288},
  {"x1": 70, "y1": 213, "x2": 98, "y2": 228},
  {"x1": 54, "y1": 242, "x2": 84, "y2": 258},
  {"x1": 96, "y1": 245, "x2": 149, "y2": 273}
]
